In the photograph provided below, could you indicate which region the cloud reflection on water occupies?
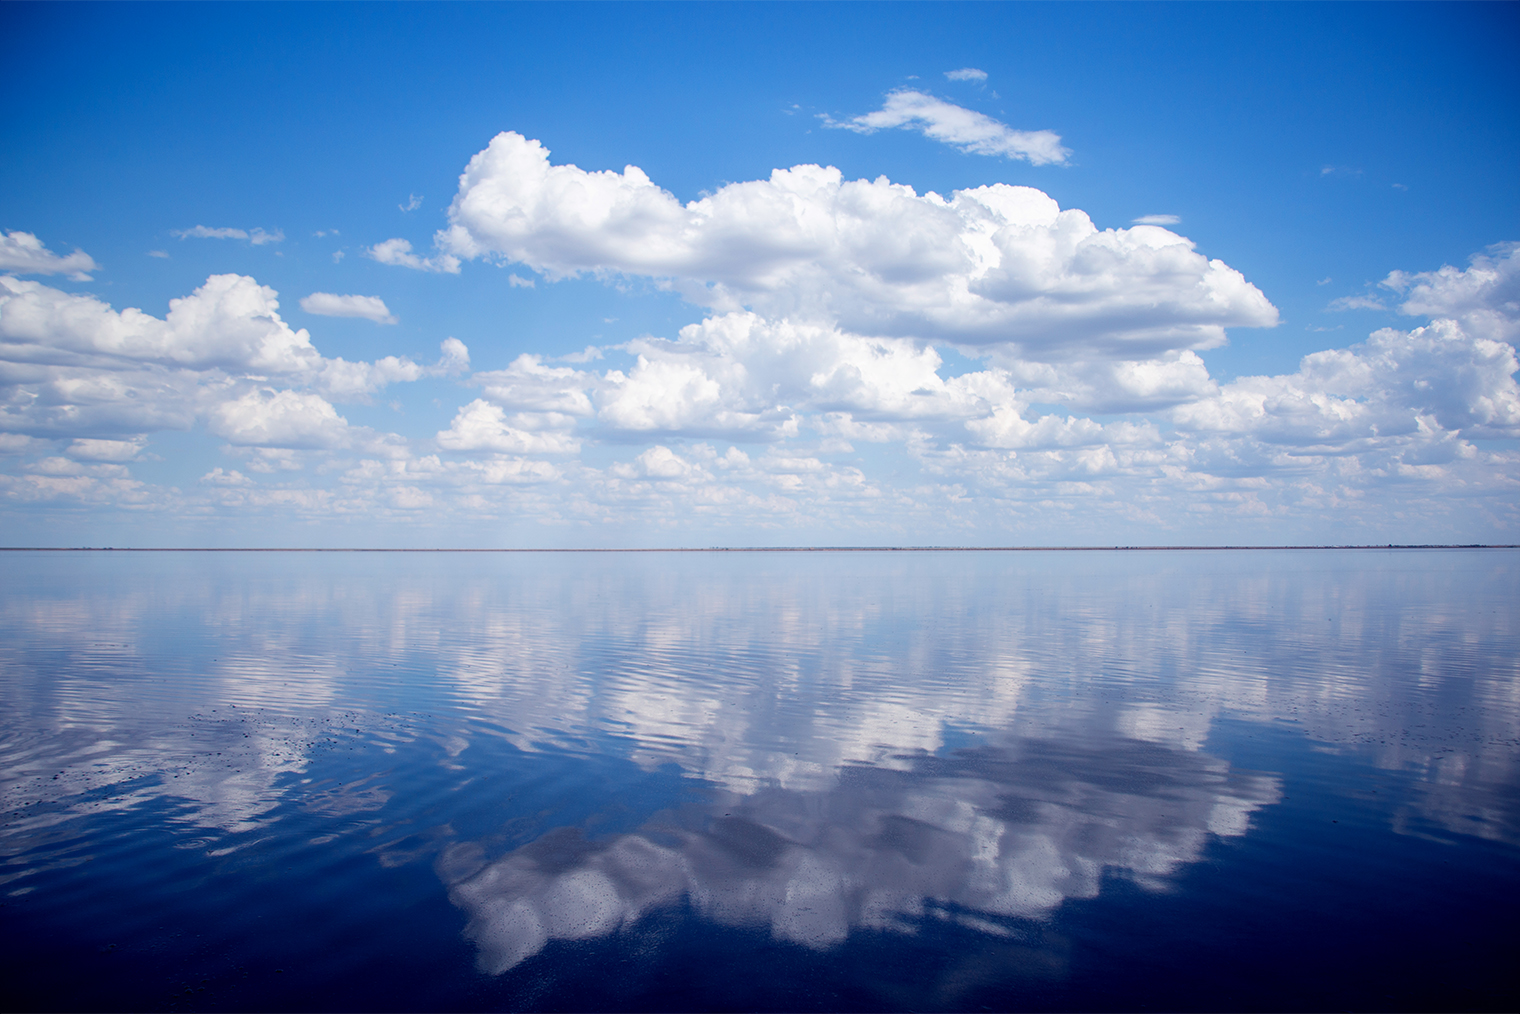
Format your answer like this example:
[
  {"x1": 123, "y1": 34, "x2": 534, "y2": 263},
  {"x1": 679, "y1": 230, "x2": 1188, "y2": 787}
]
[
  {"x1": 442, "y1": 732, "x2": 1280, "y2": 972},
  {"x1": 0, "y1": 550, "x2": 1514, "y2": 968}
]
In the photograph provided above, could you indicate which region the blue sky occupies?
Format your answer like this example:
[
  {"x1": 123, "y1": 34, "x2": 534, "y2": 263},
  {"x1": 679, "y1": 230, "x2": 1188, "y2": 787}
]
[{"x1": 2, "y1": 1, "x2": 1517, "y2": 546}]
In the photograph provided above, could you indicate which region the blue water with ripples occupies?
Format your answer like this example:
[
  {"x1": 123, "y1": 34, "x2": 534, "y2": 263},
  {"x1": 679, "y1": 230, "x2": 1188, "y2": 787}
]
[{"x1": 1, "y1": 549, "x2": 1516, "y2": 1011}]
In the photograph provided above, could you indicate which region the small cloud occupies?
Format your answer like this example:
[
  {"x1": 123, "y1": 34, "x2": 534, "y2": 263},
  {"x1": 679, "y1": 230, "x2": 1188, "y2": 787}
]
[
  {"x1": 201, "y1": 467, "x2": 252, "y2": 487},
  {"x1": 173, "y1": 225, "x2": 283, "y2": 244},
  {"x1": 368, "y1": 237, "x2": 461, "y2": 274},
  {"x1": 507, "y1": 273, "x2": 535, "y2": 288},
  {"x1": 944, "y1": 68, "x2": 988, "y2": 82},
  {"x1": 558, "y1": 345, "x2": 604, "y2": 363},
  {"x1": 1319, "y1": 166, "x2": 1363, "y2": 179},
  {"x1": 1305, "y1": 324, "x2": 1344, "y2": 333},
  {"x1": 0, "y1": 230, "x2": 99, "y2": 280},
  {"x1": 823, "y1": 88, "x2": 1069, "y2": 165},
  {"x1": 299, "y1": 292, "x2": 398, "y2": 324},
  {"x1": 1326, "y1": 295, "x2": 1386, "y2": 312},
  {"x1": 147, "y1": 250, "x2": 169, "y2": 259},
  {"x1": 332, "y1": 250, "x2": 345, "y2": 263},
  {"x1": 1392, "y1": 183, "x2": 1408, "y2": 191},
  {"x1": 1316, "y1": 277, "x2": 1332, "y2": 285},
  {"x1": 400, "y1": 194, "x2": 423, "y2": 213},
  {"x1": 174, "y1": 225, "x2": 246, "y2": 240},
  {"x1": 1131, "y1": 214, "x2": 1181, "y2": 226},
  {"x1": 313, "y1": 229, "x2": 341, "y2": 238}
]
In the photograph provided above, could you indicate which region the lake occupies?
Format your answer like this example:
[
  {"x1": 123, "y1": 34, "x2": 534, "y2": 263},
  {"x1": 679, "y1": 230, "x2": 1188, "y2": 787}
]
[{"x1": 0, "y1": 549, "x2": 1515, "y2": 1011}]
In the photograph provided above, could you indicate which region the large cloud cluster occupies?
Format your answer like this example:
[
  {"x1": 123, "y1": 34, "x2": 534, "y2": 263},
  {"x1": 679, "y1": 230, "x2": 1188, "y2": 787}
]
[
  {"x1": 2, "y1": 132, "x2": 1517, "y2": 541},
  {"x1": 427, "y1": 133, "x2": 1276, "y2": 357},
  {"x1": 0, "y1": 271, "x2": 466, "y2": 506}
]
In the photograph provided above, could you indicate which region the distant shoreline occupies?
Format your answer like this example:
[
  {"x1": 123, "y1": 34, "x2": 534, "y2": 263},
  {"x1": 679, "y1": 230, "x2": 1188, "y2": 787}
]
[{"x1": 2, "y1": 545, "x2": 1516, "y2": 553}]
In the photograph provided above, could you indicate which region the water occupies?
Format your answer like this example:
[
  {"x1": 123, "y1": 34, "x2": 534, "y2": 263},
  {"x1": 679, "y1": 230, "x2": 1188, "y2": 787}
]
[{"x1": 0, "y1": 549, "x2": 1515, "y2": 1011}]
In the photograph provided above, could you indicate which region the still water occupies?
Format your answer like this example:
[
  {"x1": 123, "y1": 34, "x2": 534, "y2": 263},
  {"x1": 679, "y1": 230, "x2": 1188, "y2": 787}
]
[{"x1": 0, "y1": 549, "x2": 1515, "y2": 1011}]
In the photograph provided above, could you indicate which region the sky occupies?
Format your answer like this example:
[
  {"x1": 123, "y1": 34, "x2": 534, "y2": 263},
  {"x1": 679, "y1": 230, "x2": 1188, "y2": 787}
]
[{"x1": 1, "y1": 1, "x2": 1517, "y2": 547}]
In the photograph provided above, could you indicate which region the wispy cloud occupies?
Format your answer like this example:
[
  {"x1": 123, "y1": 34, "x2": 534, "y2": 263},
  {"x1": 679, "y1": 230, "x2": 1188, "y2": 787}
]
[
  {"x1": 173, "y1": 225, "x2": 284, "y2": 245},
  {"x1": 1327, "y1": 294, "x2": 1386, "y2": 311},
  {"x1": 823, "y1": 89, "x2": 1070, "y2": 165},
  {"x1": 944, "y1": 68, "x2": 988, "y2": 82},
  {"x1": 1132, "y1": 214, "x2": 1180, "y2": 226}
]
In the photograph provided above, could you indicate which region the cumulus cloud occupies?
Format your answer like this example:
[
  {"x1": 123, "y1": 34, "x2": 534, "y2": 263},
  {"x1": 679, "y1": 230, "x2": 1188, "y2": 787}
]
[
  {"x1": 827, "y1": 90, "x2": 1070, "y2": 166},
  {"x1": 436, "y1": 399, "x2": 582, "y2": 455},
  {"x1": 1173, "y1": 318, "x2": 1520, "y2": 450},
  {"x1": 1383, "y1": 241, "x2": 1519, "y2": 342},
  {"x1": 0, "y1": 272, "x2": 321, "y2": 374},
  {"x1": 0, "y1": 266, "x2": 461, "y2": 467},
  {"x1": 209, "y1": 388, "x2": 351, "y2": 448},
  {"x1": 299, "y1": 292, "x2": 398, "y2": 324},
  {"x1": 367, "y1": 237, "x2": 461, "y2": 274},
  {"x1": 433, "y1": 132, "x2": 1275, "y2": 357},
  {"x1": 944, "y1": 68, "x2": 988, "y2": 82},
  {"x1": 173, "y1": 226, "x2": 284, "y2": 245},
  {"x1": 609, "y1": 445, "x2": 700, "y2": 481},
  {"x1": 0, "y1": 230, "x2": 99, "y2": 281}
]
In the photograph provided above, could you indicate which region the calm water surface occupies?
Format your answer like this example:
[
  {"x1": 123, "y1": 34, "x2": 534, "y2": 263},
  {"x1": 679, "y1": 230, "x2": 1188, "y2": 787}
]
[{"x1": 0, "y1": 550, "x2": 1515, "y2": 1011}]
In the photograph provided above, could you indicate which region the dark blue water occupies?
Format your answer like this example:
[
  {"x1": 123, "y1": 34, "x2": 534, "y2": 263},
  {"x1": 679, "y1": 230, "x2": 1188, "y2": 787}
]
[{"x1": 1, "y1": 550, "x2": 1515, "y2": 1012}]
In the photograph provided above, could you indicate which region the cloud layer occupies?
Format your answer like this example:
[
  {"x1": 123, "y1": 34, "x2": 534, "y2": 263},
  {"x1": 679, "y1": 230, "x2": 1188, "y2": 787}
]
[{"x1": 2, "y1": 136, "x2": 1517, "y2": 544}]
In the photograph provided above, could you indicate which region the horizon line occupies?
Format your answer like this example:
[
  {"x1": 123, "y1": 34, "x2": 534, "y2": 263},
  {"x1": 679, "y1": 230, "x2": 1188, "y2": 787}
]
[{"x1": 2, "y1": 545, "x2": 1516, "y2": 553}]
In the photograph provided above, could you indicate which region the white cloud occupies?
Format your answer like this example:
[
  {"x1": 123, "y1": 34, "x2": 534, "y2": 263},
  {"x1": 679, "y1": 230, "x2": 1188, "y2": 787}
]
[
  {"x1": 436, "y1": 399, "x2": 581, "y2": 455},
  {"x1": 1132, "y1": 214, "x2": 1180, "y2": 226},
  {"x1": 174, "y1": 226, "x2": 246, "y2": 240},
  {"x1": 173, "y1": 226, "x2": 283, "y2": 245},
  {"x1": 1327, "y1": 295, "x2": 1386, "y2": 312},
  {"x1": 1383, "y1": 241, "x2": 1519, "y2": 342},
  {"x1": 400, "y1": 194, "x2": 423, "y2": 213},
  {"x1": 827, "y1": 89, "x2": 1070, "y2": 165},
  {"x1": 1173, "y1": 318, "x2": 1520, "y2": 448},
  {"x1": 0, "y1": 230, "x2": 98, "y2": 281},
  {"x1": 4, "y1": 202, "x2": 1516, "y2": 542},
  {"x1": 200, "y1": 467, "x2": 252, "y2": 486},
  {"x1": 609, "y1": 445, "x2": 699, "y2": 481},
  {"x1": 944, "y1": 68, "x2": 988, "y2": 82},
  {"x1": 0, "y1": 272, "x2": 455, "y2": 461},
  {"x1": 208, "y1": 389, "x2": 351, "y2": 448},
  {"x1": 299, "y1": 292, "x2": 398, "y2": 324},
  {"x1": 435, "y1": 132, "x2": 1275, "y2": 357},
  {"x1": 507, "y1": 273, "x2": 535, "y2": 288},
  {"x1": 317, "y1": 339, "x2": 469, "y2": 400},
  {"x1": 367, "y1": 237, "x2": 461, "y2": 274},
  {"x1": 0, "y1": 272, "x2": 321, "y2": 374},
  {"x1": 474, "y1": 354, "x2": 593, "y2": 416},
  {"x1": 67, "y1": 437, "x2": 146, "y2": 462}
]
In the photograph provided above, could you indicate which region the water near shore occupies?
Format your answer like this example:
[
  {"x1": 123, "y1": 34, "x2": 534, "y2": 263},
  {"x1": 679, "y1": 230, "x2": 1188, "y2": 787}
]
[{"x1": 1, "y1": 549, "x2": 1515, "y2": 1011}]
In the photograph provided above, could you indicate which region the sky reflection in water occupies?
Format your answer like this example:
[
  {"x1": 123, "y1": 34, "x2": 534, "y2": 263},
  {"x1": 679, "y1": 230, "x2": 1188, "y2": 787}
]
[{"x1": 0, "y1": 550, "x2": 1515, "y2": 1010}]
